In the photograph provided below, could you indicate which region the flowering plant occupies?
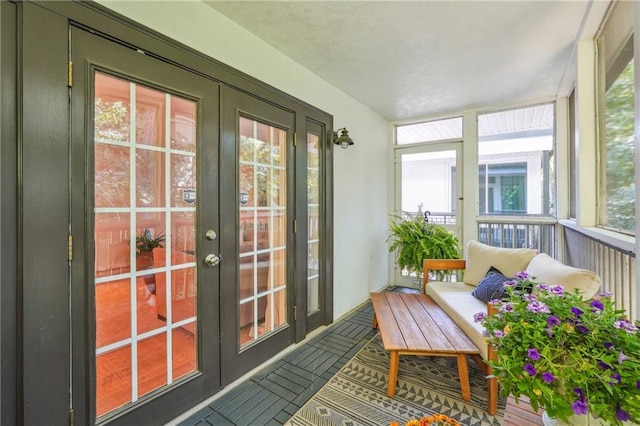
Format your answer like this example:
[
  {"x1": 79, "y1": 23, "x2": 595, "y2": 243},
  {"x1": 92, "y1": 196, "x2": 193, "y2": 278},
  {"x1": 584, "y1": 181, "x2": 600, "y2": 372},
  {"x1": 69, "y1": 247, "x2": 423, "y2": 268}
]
[
  {"x1": 390, "y1": 413, "x2": 460, "y2": 426},
  {"x1": 475, "y1": 272, "x2": 640, "y2": 424}
]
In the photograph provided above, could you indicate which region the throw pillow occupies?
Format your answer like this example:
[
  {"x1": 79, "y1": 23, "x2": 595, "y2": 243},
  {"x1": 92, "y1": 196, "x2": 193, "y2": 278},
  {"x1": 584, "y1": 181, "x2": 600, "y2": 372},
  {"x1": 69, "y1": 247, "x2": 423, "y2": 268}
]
[
  {"x1": 464, "y1": 240, "x2": 537, "y2": 286},
  {"x1": 472, "y1": 267, "x2": 511, "y2": 303}
]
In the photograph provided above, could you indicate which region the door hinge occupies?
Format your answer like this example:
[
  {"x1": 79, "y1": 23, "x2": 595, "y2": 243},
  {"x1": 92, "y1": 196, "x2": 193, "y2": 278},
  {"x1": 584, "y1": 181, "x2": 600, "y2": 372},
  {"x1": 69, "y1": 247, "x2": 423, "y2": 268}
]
[
  {"x1": 293, "y1": 132, "x2": 297, "y2": 147},
  {"x1": 293, "y1": 306, "x2": 297, "y2": 321},
  {"x1": 68, "y1": 235, "x2": 73, "y2": 261},
  {"x1": 67, "y1": 62, "x2": 73, "y2": 87},
  {"x1": 293, "y1": 219, "x2": 297, "y2": 234},
  {"x1": 69, "y1": 408, "x2": 74, "y2": 426}
]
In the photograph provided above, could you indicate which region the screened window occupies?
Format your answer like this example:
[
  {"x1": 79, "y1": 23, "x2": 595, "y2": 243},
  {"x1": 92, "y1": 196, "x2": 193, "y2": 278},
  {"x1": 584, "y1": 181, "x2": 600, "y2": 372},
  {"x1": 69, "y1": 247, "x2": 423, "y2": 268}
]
[
  {"x1": 598, "y1": 0, "x2": 635, "y2": 235},
  {"x1": 396, "y1": 116, "x2": 462, "y2": 145},
  {"x1": 477, "y1": 104, "x2": 555, "y2": 216}
]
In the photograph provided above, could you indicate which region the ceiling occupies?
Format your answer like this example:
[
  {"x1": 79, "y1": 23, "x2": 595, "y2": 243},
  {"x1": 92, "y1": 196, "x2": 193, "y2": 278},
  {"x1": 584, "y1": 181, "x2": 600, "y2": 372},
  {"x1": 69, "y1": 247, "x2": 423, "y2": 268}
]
[{"x1": 204, "y1": 0, "x2": 607, "y2": 122}]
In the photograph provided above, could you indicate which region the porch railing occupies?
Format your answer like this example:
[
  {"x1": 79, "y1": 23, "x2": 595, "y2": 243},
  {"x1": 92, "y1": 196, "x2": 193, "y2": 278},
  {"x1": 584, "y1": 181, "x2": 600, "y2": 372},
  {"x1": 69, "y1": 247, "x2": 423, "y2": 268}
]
[
  {"x1": 561, "y1": 224, "x2": 637, "y2": 320},
  {"x1": 477, "y1": 217, "x2": 557, "y2": 257}
]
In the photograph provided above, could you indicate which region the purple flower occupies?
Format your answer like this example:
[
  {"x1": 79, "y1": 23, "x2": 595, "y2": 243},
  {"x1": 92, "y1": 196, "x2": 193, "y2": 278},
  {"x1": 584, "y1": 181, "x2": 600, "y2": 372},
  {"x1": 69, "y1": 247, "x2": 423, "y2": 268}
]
[
  {"x1": 515, "y1": 271, "x2": 530, "y2": 280},
  {"x1": 590, "y1": 300, "x2": 604, "y2": 312},
  {"x1": 473, "y1": 312, "x2": 487, "y2": 323},
  {"x1": 545, "y1": 327, "x2": 554, "y2": 338},
  {"x1": 572, "y1": 400, "x2": 588, "y2": 415},
  {"x1": 500, "y1": 303, "x2": 514, "y2": 313},
  {"x1": 576, "y1": 325, "x2": 589, "y2": 334},
  {"x1": 598, "y1": 361, "x2": 612, "y2": 370},
  {"x1": 527, "y1": 348, "x2": 541, "y2": 360},
  {"x1": 503, "y1": 280, "x2": 517, "y2": 287},
  {"x1": 547, "y1": 315, "x2": 561, "y2": 327},
  {"x1": 598, "y1": 291, "x2": 613, "y2": 298},
  {"x1": 637, "y1": 381, "x2": 640, "y2": 390},
  {"x1": 541, "y1": 372, "x2": 555, "y2": 383},
  {"x1": 524, "y1": 363, "x2": 536, "y2": 376},
  {"x1": 526, "y1": 301, "x2": 550, "y2": 313},
  {"x1": 618, "y1": 351, "x2": 631, "y2": 364},
  {"x1": 613, "y1": 319, "x2": 638, "y2": 333},
  {"x1": 550, "y1": 285, "x2": 564, "y2": 295},
  {"x1": 616, "y1": 405, "x2": 631, "y2": 421},
  {"x1": 574, "y1": 388, "x2": 585, "y2": 401},
  {"x1": 604, "y1": 342, "x2": 615, "y2": 350},
  {"x1": 571, "y1": 307, "x2": 584, "y2": 317},
  {"x1": 537, "y1": 284, "x2": 549, "y2": 292},
  {"x1": 610, "y1": 372, "x2": 622, "y2": 384},
  {"x1": 524, "y1": 294, "x2": 538, "y2": 302},
  {"x1": 493, "y1": 330, "x2": 504, "y2": 338}
]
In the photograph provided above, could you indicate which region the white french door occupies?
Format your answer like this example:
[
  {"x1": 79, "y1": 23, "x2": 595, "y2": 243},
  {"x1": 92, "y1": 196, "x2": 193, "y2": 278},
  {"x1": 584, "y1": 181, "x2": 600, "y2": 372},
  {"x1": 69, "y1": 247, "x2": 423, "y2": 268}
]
[{"x1": 393, "y1": 142, "x2": 463, "y2": 287}]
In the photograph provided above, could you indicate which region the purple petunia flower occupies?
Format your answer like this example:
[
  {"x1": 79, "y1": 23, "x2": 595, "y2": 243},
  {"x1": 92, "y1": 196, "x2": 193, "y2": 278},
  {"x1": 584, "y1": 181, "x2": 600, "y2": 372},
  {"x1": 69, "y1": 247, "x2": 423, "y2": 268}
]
[
  {"x1": 604, "y1": 342, "x2": 615, "y2": 350},
  {"x1": 576, "y1": 325, "x2": 589, "y2": 334},
  {"x1": 598, "y1": 291, "x2": 613, "y2": 298},
  {"x1": 526, "y1": 301, "x2": 550, "y2": 313},
  {"x1": 618, "y1": 351, "x2": 631, "y2": 364},
  {"x1": 598, "y1": 361, "x2": 612, "y2": 370},
  {"x1": 574, "y1": 388, "x2": 585, "y2": 401},
  {"x1": 500, "y1": 303, "x2": 514, "y2": 313},
  {"x1": 524, "y1": 294, "x2": 538, "y2": 302},
  {"x1": 571, "y1": 307, "x2": 584, "y2": 317},
  {"x1": 590, "y1": 300, "x2": 604, "y2": 312},
  {"x1": 550, "y1": 285, "x2": 564, "y2": 295},
  {"x1": 493, "y1": 330, "x2": 504, "y2": 338},
  {"x1": 545, "y1": 327, "x2": 554, "y2": 338},
  {"x1": 614, "y1": 319, "x2": 639, "y2": 334},
  {"x1": 616, "y1": 404, "x2": 631, "y2": 421},
  {"x1": 503, "y1": 280, "x2": 517, "y2": 287},
  {"x1": 637, "y1": 381, "x2": 640, "y2": 390},
  {"x1": 541, "y1": 372, "x2": 555, "y2": 383},
  {"x1": 527, "y1": 348, "x2": 541, "y2": 360},
  {"x1": 473, "y1": 312, "x2": 487, "y2": 323},
  {"x1": 524, "y1": 363, "x2": 536, "y2": 376},
  {"x1": 572, "y1": 400, "x2": 588, "y2": 415},
  {"x1": 537, "y1": 284, "x2": 549, "y2": 292},
  {"x1": 609, "y1": 372, "x2": 622, "y2": 386},
  {"x1": 515, "y1": 271, "x2": 530, "y2": 280},
  {"x1": 547, "y1": 315, "x2": 561, "y2": 327}
]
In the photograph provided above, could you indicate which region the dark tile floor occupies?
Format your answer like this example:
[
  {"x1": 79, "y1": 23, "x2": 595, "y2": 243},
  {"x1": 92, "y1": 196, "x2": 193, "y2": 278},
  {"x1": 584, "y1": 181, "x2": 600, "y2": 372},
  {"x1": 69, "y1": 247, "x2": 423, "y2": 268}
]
[
  {"x1": 178, "y1": 286, "x2": 420, "y2": 425},
  {"x1": 178, "y1": 291, "x2": 405, "y2": 425}
]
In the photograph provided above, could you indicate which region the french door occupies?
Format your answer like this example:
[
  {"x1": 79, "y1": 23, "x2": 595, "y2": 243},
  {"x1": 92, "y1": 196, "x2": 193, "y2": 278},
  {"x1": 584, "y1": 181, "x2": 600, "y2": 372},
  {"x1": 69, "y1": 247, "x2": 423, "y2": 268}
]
[
  {"x1": 70, "y1": 28, "x2": 221, "y2": 425},
  {"x1": 393, "y1": 143, "x2": 463, "y2": 287},
  {"x1": 219, "y1": 87, "x2": 296, "y2": 384}
]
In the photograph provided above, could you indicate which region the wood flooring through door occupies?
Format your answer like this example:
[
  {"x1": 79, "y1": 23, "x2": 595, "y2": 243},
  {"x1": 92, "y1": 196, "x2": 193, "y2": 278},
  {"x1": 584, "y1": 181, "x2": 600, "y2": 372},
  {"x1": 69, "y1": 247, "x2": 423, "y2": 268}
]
[{"x1": 95, "y1": 277, "x2": 254, "y2": 417}]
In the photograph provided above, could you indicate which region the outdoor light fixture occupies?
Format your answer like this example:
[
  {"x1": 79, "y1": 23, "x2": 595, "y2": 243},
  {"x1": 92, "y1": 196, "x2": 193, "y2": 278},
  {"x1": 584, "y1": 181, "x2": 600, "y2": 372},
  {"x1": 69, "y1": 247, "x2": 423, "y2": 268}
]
[{"x1": 333, "y1": 128, "x2": 355, "y2": 149}]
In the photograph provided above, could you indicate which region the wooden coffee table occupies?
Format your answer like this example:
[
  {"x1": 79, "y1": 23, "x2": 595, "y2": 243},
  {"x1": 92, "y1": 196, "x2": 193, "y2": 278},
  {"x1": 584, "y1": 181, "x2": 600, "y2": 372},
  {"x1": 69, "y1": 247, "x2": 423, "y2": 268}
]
[{"x1": 370, "y1": 292, "x2": 480, "y2": 401}]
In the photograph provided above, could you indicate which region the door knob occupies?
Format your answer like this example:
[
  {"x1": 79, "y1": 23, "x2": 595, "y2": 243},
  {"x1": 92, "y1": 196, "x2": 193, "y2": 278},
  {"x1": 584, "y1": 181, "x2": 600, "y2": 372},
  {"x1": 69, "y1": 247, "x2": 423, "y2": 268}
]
[{"x1": 204, "y1": 253, "x2": 221, "y2": 267}]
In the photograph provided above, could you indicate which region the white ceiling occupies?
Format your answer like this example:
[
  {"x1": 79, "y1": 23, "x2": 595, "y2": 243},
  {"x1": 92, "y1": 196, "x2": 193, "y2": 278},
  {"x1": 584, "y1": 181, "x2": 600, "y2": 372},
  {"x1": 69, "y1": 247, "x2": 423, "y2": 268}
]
[{"x1": 204, "y1": 0, "x2": 609, "y2": 122}]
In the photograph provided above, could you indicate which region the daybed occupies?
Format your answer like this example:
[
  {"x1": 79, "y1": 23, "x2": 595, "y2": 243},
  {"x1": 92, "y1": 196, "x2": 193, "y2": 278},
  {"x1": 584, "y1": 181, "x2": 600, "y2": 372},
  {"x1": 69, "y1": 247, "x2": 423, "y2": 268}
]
[{"x1": 422, "y1": 240, "x2": 602, "y2": 415}]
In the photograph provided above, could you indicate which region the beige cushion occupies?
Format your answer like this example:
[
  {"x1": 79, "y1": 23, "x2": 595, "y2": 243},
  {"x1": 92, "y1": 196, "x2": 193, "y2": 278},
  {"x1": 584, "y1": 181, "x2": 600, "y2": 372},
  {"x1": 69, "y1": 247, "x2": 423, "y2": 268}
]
[
  {"x1": 526, "y1": 253, "x2": 601, "y2": 299},
  {"x1": 425, "y1": 281, "x2": 489, "y2": 359},
  {"x1": 464, "y1": 240, "x2": 537, "y2": 286}
]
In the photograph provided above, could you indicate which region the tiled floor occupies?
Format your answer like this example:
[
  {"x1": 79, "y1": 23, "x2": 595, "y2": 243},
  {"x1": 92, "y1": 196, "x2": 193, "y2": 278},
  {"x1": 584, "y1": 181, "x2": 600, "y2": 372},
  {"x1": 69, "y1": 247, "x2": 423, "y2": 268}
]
[{"x1": 178, "y1": 292, "x2": 392, "y2": 425}]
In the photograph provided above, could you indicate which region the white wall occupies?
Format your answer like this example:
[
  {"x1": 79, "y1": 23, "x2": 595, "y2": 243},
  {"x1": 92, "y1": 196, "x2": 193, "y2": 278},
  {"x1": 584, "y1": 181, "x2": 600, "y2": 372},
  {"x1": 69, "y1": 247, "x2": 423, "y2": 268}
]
[{"x1": 97, "y1": 0, "x2": 390, "y2": 319}]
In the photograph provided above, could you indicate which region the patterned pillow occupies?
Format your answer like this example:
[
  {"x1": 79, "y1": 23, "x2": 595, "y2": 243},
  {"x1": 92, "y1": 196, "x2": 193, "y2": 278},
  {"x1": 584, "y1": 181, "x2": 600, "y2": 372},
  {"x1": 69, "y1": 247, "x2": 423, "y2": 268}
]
[{"x1": 471, "y1": 267, "x2": 511, "y2": 303}]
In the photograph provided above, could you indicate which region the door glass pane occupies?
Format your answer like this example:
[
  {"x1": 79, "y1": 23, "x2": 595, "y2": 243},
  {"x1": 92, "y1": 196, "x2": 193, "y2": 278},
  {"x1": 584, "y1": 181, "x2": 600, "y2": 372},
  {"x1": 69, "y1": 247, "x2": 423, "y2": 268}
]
[
  {"x1": 400, "y1": 150, "x2": 457, "y2": 224},
  {"x1": 307, "y1": 132, "x2": 320, "y2": 314},
  {"x1": 94, "y1": 72, "x2": 198, "y2": 417},
  {"x1": 238, "y1": 116, "x2": 288, "y2": 347}
]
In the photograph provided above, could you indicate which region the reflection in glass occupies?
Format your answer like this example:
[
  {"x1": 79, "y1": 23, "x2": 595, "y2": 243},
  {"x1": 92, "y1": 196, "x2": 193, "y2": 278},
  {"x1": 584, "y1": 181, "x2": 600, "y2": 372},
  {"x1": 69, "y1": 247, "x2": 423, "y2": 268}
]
[
  {"x1": 307, "y1": 132, "x2": 321, "y2": 314},
  {"x1": 238, "y1": 116, "x2": 287, "y2": 347},
  {"x1": 94, "y1": 72, "x2": 198, "y2": 418}
]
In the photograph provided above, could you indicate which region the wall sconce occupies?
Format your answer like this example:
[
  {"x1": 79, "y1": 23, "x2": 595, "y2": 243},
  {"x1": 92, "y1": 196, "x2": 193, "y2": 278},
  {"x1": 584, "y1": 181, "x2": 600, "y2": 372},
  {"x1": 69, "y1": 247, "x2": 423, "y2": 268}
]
[{"x1": 333, "y1": 128, "x2": 355, "y2": 149}]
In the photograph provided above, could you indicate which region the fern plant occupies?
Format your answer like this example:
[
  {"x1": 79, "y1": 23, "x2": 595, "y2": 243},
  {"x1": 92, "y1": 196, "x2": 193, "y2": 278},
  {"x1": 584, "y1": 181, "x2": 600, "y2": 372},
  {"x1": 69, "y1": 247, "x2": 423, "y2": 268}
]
[{"x1": 388, "y1": 208, "x2": 461, "y2": 281}]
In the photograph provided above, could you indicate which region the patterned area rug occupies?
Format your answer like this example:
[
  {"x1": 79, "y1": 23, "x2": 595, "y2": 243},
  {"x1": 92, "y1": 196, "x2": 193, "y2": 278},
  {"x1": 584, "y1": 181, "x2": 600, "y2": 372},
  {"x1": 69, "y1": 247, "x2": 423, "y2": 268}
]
[{"x1": 286, "y1": 334, "x2": 505, "y2": 426}]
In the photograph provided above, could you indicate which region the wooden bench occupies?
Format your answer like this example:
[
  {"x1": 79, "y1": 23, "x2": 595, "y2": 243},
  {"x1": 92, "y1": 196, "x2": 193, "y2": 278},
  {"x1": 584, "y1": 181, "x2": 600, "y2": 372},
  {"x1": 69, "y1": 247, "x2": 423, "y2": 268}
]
[{"x1": 370, "y1": 292, "x2": 480, "y2": 401}]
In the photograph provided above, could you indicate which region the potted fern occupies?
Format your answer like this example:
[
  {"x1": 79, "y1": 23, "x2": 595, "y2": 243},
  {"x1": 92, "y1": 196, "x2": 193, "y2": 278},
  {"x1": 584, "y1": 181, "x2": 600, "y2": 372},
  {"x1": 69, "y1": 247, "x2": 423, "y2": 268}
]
[{"x1": 388, "y1": 206, "x2": 461, "y2": 283}]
